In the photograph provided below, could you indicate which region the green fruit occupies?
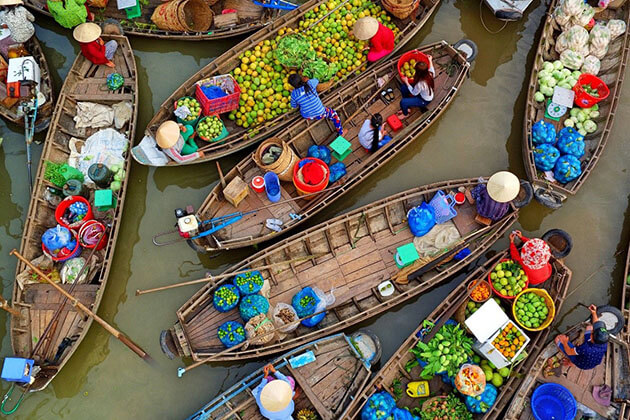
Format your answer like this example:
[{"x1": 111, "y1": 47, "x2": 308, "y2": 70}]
[
  {"x1": 492, "y1": 375, "x2": 504, "y2": 387},
  {"x1": 498, "y1": 367, "x2": 510, "y2": 378}
]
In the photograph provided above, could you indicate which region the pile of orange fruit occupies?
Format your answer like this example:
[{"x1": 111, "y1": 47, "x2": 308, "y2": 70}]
[{"x1": 492, "y1": 322, "x2": 526, "y2": 360}]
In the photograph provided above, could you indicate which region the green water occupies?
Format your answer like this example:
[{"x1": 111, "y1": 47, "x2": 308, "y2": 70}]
[{"x1": 1, "y1": 1, "x2": 630, "y2": 418}]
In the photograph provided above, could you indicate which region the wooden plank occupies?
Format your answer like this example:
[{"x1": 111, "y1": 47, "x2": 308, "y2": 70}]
[{"x1": 286, "y1": 364, "x2": 334, "y2": 420}]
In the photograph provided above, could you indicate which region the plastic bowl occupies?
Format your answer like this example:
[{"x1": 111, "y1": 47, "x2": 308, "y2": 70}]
[
  {"x1": 487, "y1": 258, "x2": 529, "y2": 300},
  {"x1": 512, "y1": 288, "x2": 555, "y2": 331}
]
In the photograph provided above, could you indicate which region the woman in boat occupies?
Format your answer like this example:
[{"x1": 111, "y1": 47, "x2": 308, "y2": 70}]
[
  {"x1": 73, "y1": 22, "x2": 116, "y2": 68},
  {"x1": 471, "y1": 171, "x2": 519, "y2": 222},
  {"x1": 398, "y1": 56, "x2": 435, "y2": 116},
  {"x1": 509, "y1": 230, "x2": 552, "y2": 285},
  {"x1": 358, "y1": 113, "x2": 392, "y2": 152},
  {"x1": 289, "y1": 74, "x2": 344, "y2": 136},
  {"x1": 0, "y1": 0, "x2": 35, "y2": 44},
  {"x1": 353, "y1": 16, "x2": 394, "y2": 63},
  {"x1": 155, "y1": 120, "x2": 204, "y2": 164},
  {"x1": 47, "y1": 0, "x2": 91, "y2": 29},
  {"x1": 253, "y1": 363, "x2": 295, "y2": 420},
  {"x1": 555, "y1": 304, "x2": 609, "y2": 370}
]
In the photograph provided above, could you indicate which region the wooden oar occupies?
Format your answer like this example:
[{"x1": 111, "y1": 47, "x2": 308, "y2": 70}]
[
  {"x1": 0, "y1": 295, "x2": 20, "y2": 317},
  {"x1": 135, "y1": 253, "x2": 325, "y2": 296},
  {"x1": 11, "y1": 249, "x2": 151, "y2": 361}
]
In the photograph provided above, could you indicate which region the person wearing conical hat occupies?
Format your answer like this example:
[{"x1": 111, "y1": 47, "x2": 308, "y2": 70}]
[
  {"x1": 509, "y1": 230, "x2": 552, "y2": 285},
  {"x1": 471, "y1": 171, "x2": 520, "y2": 222},
  {"x1": 253, "y1": 363, "x2": 295, "y2": 420},
  {"x1": 0, "y1": 0, "x2": 34, "y2": 44},
  {"x1": 155, "y1": 120, "x2": 204, "y2": 163},
  {"x1": 73, "y1": 22, "x2": 117, "y2": 68},
  {"x1": 353, "y1": 16, "x2": 394, "y2": 63}
]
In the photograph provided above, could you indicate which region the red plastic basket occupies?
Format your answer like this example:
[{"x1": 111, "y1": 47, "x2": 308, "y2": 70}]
[
  {"x1": 42, "y1": 229, "x2": 82, "y2": 262},
  {"x1": 55, "y1": 196, "x2": 93, "y2": 229},
  {"x1": 573, "y1": 74, "x2": 610, "y2": 108},
  {"x1": 397, "y1": 50, "x2": 429, "y2": 82},
  {"x1": 487, "y1": 258, "x2": 529, "y2": 300},
  {"x1": 195, "y1": 74, "x2": 241, "y2": 116}
]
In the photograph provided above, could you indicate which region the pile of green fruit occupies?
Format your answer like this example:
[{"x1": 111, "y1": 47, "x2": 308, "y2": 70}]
[
  {"x1": 400, "y1": 58, "x2": 417, "y2": 80},
  {"x1": 476, "y1": 356, "x2": 510, "y2": 388},
  {"x1": 534, "y1": 60, "x2": 582, "y2": 99},
  {"x1": 176, "y1": 97, "x2": 201, "y2": 122},
  {"x1": 489, "y1": 260, "x2": 528, "y2": 298},
  {"x1": 514, "y1": 291, "x2": 550, "y2": 329},
  {"x1": 197, "y1": 116, "x2": 224, "y2": 141},
  {"x1": 410, "y1": 323, "x2": 474, "y2": 379}
]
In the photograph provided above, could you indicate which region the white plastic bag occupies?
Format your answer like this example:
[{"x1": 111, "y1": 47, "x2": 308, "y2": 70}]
[
  {"x1": 561, "y1": 0, "x2": 583, "y2": 17},
  {"x1": 589, "y1": 43, "x2": 609, "y2": 59},
  {"x1": 565, "y1": 25, "x2": 589, "y2": 50},
  {"x1": 590, "y1": 23, "x2": 611, "y2": 50},
  {"x1": 581, "y1": 55, "x2": 601, "y2": 75},
  {"x1": 573, "y1": 3, "x2": 594, "y2": 27},
  {"x1": 560, "y1": 49, "x2": 584, "y2": 70},
  {"x1": 555, "y1": 32, "x2": 570, "y2": 54},
  {"x1": 74, "y1": 128, "x2": 129, "y2": 184},
  {"x1": 554, "y1": 6, "x2": 571, "y2": 28},
  {"x1": 608, "y1": 19, "x2": 627, "y2": 40},
  {"x1": 272, "y1": 303, "x2": 300, "y2": 333}
]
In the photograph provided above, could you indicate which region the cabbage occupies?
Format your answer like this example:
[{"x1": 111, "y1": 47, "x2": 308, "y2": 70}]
[
  {"x1": 560, "y1": 49, "x2": 584, "y2": 70},
  {"x1": 578, "y1": 128, "x2": 587, "y2": 136},
  {"x1": 576, "y1": 111, "x2": 587, "y2": 122},
  {"x1": 568, "y1": 77, "x2": 578, "y2": 87},
  {"x1": 581, "y1": 55, "x2": 601, "y2": 76},
  {"x1": 570, "y1": 107, "x2": 580, "y2": 117},
  {"x1": 592, "y1": 104, "x2": 599, "y2": 111},
  {"x1": 543, "y1": 61, "x2": 555, "y2": 72},
  {"x1": 541, "y1": 85, "x2": 554, "y2": 96},
  {"x1": 590, "y1": 110, "x2": 600, "y2": 118},
  {"x1": 608, "y1": 19, "x2": 627, "y2": 40},
  {"x1": 534, "y1": 92, "x2": 545, "y2": 102},
  {"x1": 565, "y1": 26, "x2": 589, "y2": 50},
  {"x1": 561, "y1": 68, "x2": 572, "y2": 78},
  {"x1": 583, "y1": 120, "x2": 597, "y2": 133},
  {"x1": 564, "y1": 118, "x2": 575, "y2": 127},
  {"x1": 576, "y1": 121, "x2": 583, "y2": 130},
  {"x1": 553, "y1": 60, "x2": 564, "y2": 70},
  {"x1": 538, "y1": 70, "x2": 552, "y2": 80},
  {"x1": 110, "y1": 181, "x2": 122, "y2": 191}
]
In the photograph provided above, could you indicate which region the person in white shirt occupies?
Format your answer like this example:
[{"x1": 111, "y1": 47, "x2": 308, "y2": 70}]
[
  {"x1": 358, "y1": 113, "x2": 392, "y2": 152},
  {"x1": 399, "y1": 55, "x2": 435, "y2": 116}
]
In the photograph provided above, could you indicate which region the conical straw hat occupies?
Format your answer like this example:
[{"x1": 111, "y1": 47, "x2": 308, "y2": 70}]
[
  {"x1": 0, "y1": 0, "x2": 23, "y2": 6},
  {"x1": 155, "y1": 121, "x2": 180, "y2": 149},
  {"x1": 353, "y1": 17, "x2": 379, "y2": 40},
  {"x1": 260, "y1": 380, "x2": 292, "y2": 412},
  {"x1": 73, "y1": 23, "x2": 102, "y2": 43},
  {"x1": 487, "y1": 171, "x2": 519, "y2": 203}
]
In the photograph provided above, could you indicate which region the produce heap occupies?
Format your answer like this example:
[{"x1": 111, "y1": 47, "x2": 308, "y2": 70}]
[
  {"x1": 410, "y1": 323, "x2": 474, "y2": 379},
  {"x1": 532, "y1": 122, "x2": 586, "y2": 183},
  {"x1": 197, "y1": 116, "x2": 224, "y2": 142},
  {"x1": 400, "y1": 58, "x2": 418, "y2": 79},
  {"x1": 176, "y1": 97, "x2": 201, "y2": 123},
  {"x1": 491, "y1": 322, "x2": 526, "y2": 361},
  {"x1": 228, "y1": 0, "x2": 399, "y2": 130},
  {"x1": 513, "y1": 291, "x2": 550, "y2": 329},
  {"x1": 421, "y1": 395, "x2": 473, "y2": 420},
  {"x1": 489, "y1": 260, "x2": 528, "y2": 298}
]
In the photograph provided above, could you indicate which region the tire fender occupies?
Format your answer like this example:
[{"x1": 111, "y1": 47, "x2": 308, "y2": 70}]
[{"x1": 542, "y1": 229, "x2": 573, "y2": 259}]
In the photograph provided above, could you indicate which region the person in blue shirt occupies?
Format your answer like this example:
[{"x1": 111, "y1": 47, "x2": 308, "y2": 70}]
[
  {"x1": 555, "y1": 304, "x2": 609, "y2": 370},
  {"x1": 253, "y1": 363, "x2": 295, "y2": 420},
  {"x1": 289, "y1": 74, "x2": 343, "y2": 136}
]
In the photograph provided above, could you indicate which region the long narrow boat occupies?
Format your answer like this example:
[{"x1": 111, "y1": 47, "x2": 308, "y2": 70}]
[
  {"x1": 183, "y1": 41, "x2": 471, "y2": 252},
  {"x1": 623, "y1": 237, "x2": 630, "y2": 339},
  {"x1": 523, "y1": 0, "x2": 630, "y2": 208},
  {"x1": 343, "y1": 247, "x2": 572, "y2": 419},
  {"x1": 0, "y1": 36, "x2": 54, "y2": 133},
  {"x1": 186, "y1": 333, "x2": 373, "y2": 420},
  {"x1": 133, "y1": 0, "x2": 443, "y2": 165},
  {"x1": 161, "y1": 177, "x2": 519, "y2": 362},
  {"x1": 9, "y1": 28, "x2": 137, "y2": 393}
]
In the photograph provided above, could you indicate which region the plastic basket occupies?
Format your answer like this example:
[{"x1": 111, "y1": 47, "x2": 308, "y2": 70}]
[
  {"x1": 573, "y1": 74, "x2": 610, "y2": 108},
  {"x1": 488, "y1": 259, "x2": 530, "y2": 300},
  {"x1": 42, "y1": 230, "x2": 82, "y2": 262},
  {"x1": 55, "y1": 196, "x2": 93, "y2": 229},
  {"x1": 174, "y1": 96, "x2": 201, "y2": 125},
  {"x1": 293, "y1": 158, "x2": 329, "y2": 198},
  {"x1": 467, "y1": 279, "x2": 492, "y2": 303},
  {"x1": 531, "y1": 383, "x2": 577, "y2": 420},
  {"x1": 428, "y1": 190, "x2": 457, "y2": 224},
  {"x1": 194, "y1": 74, "x2": 241, "y2": 116},
  {"x1": 196, "y1": 116, "x2": 229, "y2": 143},
  {"x1": 512, "y1": 288, "x2": 555, "y2": 331},
  {"x1": 397, "y1": 50, "x2": 429, "y2": 82}
]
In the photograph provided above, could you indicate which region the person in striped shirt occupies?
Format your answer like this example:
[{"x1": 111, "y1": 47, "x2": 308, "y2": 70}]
[{"x1": 289, "y1": 74, "x2": 344, "y2": 136}]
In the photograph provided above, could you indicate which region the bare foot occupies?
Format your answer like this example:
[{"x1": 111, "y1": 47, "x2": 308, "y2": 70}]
[
  {"x1": 396, "y1": 111, "x2": 408, "y2": 120},
  {"x1": 105, "y1": 61, "x2": 115, "y2": 68}
]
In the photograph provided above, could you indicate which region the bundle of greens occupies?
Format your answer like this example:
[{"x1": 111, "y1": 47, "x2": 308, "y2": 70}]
[
  {"x1": 302, "y1": 57, "x2": 337, "y2": 83},
  {"x1": 275, "y1": 34, "x2": 316, "y2": 68},
  {"x1": 421, "y1": 394, "x2": 473, "y2": 420}
]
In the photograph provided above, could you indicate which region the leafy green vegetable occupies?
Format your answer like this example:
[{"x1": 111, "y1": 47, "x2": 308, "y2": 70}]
[
  {"x1": 421, "y1": 394, "x2": 472, "y2": 420},
  {"x1": 410, "y1": 323, "x2": 474, "y2": 379},
  {"x1": 302, "y1": 57, "x2": 337, "y2": 82},
  {"x1": 275, "y1": 34, "x2": 314, "y2": 68}
]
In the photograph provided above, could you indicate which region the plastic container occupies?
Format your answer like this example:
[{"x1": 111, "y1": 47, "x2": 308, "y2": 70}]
[
  {"x1": 429, "y1": 190, "x2": 457, "y2": 224},
  {"x1": 573, "y1": 74, "x2": 610, "y2": 108},
  {"x1": 63, "y1": 179, "x2": 85, "y2": 197},
  {"x1": 42, "y1": 230, "x2": 82, "y2": 262},
  {"x1": 454, "y1": 192, "x2": 466, "y2": 204},
  {"x1": 512, "y1": 288, "x2": 555, "y2": 332},
  {"x1": 467, "y1": 279, "x2": 492, "y2": 303},
  {"x1": 174, "y1": 96, "x2": 201, "y2": 125},
  {"x1": 194, "y1": 74, "x2": 241, "y2": 116},
  {"x1": 88, "y1": 163, "x2": 112, "y2": 188},
  {"x1": 386, "y1": 114, "x2": 403, "y2": 131},
  {"x1": 196, "y1": 116, "x2": 228, "y2": 143},
  {"x1": 251, "y1": 176, "x2": 265, "y2": 193},
  {"x1": 55, "y1": 196, "x2": 93, "y2": 229},
  {"x1": 292, "y1": 158, "x2": 330, "y2": 198},
  {"x1": 264, "y1": 172, "x2": 281, "y2": 202},
  {"x1": 488, "y1": 259, "x2": 530, "y2": 300},
  {"x1": 78, "y1": 220, "x2": 107, "y2": 250},
  {"x1": 531, "y1": 383, "x2": 577, "y2": 420},
  {"x1": 397, "y1": 50, "x2": 430, "y2": 82}
]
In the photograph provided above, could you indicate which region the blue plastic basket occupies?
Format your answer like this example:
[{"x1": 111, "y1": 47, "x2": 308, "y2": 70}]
[
  {"x1": 428, "y1": 190, "x2": 457, "y2": 224},
  {"x1": 531, "y1": 383, "x2": 577, "y2": 420}
]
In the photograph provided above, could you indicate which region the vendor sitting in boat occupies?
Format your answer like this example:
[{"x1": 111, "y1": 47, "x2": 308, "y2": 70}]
[
  {"x1": 253, "y1": 363, "x2": 295, "y2": 420},
  {"x1": 289, "y1": 74, "x2": 344, "y2": 136},
  {"x1": 398, "y1": 55, "x2": 435, "y2": 116},
  {"x1": 0, "y1": 0, "x2": 35, "y2": 44},
  {"x1": 353, "y1": 16, "x2": 394, "y2": 63},
  {"x1": 155, "y1": 120, "x2": 203, "y2": 164},
  {"x1": 73, "y1": 22, "x2": 117, "y2": 68},
  {"x1": 358, "y1": 113, "x2": 392, "y2": 152},
  {"x1": 509, "y1": 230, "x2": 552, "y2": 285},
  {"x1": 555, "y1": 304, "x2": 609, "y2": 370},
  {"x1": 471, "y1": 171, "x2": 519, "y2": 222}
]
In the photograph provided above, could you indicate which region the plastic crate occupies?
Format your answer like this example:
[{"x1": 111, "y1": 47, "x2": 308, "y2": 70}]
[
  {"x1": 428, "y1": 190, "x2": 457, "y2": 224},
  {"x1": 195, "y1": 74, "x2": 241, "y2": 116}
]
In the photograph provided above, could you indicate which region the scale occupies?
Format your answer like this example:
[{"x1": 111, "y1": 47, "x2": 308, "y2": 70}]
[
  {"x1": 545, "y1": 100, "x2": 567, "y2": 121},
  {"x1": 545, "y1": 86, "x2": 575, "y2": 121}
]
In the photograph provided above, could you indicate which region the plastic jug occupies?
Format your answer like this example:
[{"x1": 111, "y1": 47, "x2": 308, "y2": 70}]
[
  {"x1": 406, "y1": 381, "x2": 430, "y2": 398},
  {"x1": 264, "y1": 172, "x2": 281, "y2": 202}
]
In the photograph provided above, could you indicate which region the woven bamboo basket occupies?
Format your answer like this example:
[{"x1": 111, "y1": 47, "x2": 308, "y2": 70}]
[
  {"x1": 382, "y1": 0, "x2": 418, "y2": 19},
  {"x1": 177, "y1": 0, "x2": 212, "y2": 31},
  {"x1": 151, "y1": 0, "x2": 187, "y2": 31},
  {"x1": 253, "y1": 138, "x2": 298, "y2": 181}
]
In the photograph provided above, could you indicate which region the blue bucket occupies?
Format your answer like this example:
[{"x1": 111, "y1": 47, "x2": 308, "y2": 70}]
[
  {"x1": 264, "y1": 172, "x2": 281, "y2": 202},
  {"x1": 531, "y1": 383, "x2": 577, "y2": 420}
]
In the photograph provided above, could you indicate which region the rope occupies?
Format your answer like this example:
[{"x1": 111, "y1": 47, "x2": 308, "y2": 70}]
[{"x1": 479, "y1": 0, "x2": 508, "y2": 34}]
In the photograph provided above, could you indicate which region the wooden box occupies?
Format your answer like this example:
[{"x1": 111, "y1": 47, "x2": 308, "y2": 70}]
[
  {"x1": 224, "y1": 176, "x2": 249, "y2": 208},
  {"x1": 214, "y1": 12, "x2": 238, "y2": 28}
]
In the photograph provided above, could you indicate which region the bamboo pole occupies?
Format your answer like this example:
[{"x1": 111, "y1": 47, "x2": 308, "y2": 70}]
[
  {"x1": 216, "y1": 161, "x2": 226, "y2": 188},
  {"x1": 11, "y1": 250, "x2": 151, "y2": 361},
  {"x1": 0, "y1": 295, "x2": 20, "y2": 317},
  {"x1": 136, "y1": 253, "x2": 325, "y2": 296}
]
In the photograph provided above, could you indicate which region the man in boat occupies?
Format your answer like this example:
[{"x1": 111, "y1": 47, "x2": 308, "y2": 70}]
[
  {"x1": 555, "y1": 304, "x2": 609, "y2": 370},
  {"x1": 471, "y1": 171, "x2": 519, "y2": 222},
  {"x1": 155, "y1": 120, "x2": 204, "y2": 163},
  {"x1": 352, "y1": 16, "x2": 394, "y2": 63},
  {"x1": 253, "y1": 363, "x2": 295, "y2": 420}
]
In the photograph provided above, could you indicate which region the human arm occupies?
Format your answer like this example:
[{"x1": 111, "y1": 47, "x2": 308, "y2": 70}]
[
  {"x1": 589, "y1": 304, "x2": 599, "y2": 324},
  {"x1": 290, "y1": 92, "x2": 298, "y2": 109},
  {"x1": 427, "y1": 55, "x2": 435, "y2": 77},
  {"x1": 163, "y1": 145, "x2": 202, "y2": 163},
  {"x1": 509, "y1": 230, "x2": 523, "y2": 262},
  {"x1": 23, "y1": 7, "x2": 35, "y2": 22}
]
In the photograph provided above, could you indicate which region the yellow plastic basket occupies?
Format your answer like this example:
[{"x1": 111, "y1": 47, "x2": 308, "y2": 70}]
[{"x1": 512, "y1": 288, "x2": 555, "y2": 331}]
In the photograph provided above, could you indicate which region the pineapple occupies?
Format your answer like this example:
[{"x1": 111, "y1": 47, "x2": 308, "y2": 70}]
[{"x1": 296, "y1": 408, "x2": 319, "y2": 420}]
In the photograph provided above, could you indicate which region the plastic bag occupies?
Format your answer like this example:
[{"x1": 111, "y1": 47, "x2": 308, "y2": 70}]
[
  {"x1": 329, "y1": 162, "x2": 347, "y2": 183},
  {"x1": 556, "y1": 127, "x2": 585, "y2": 158},
  {"x1": 465, "y1": 384, "x2": 498, "y2": 414},
  {"x1": 307, "y1": 145, "x2": 331, "y2": 165},
  {"x1": 217, "y1": 321, "x2": 246, "y2": 348},
  {"x1": 60, "y1": 257, "x2": 88, "y2": 284},
  {"x1": 533, "y1": 144, "x2": 561, "y2": 171},
  {"x1": 301, "y1": 287, "x2": 332, "y2": 328},
  {"x1": 554, "y1": 6, "x2": 571, "y2": 28},
  {"x1": 554, "y1": 154, "x2": 582, "y2": 183},
  {"x1": 42, "y1": 225, "x2": 74, "y2": 251},
  {"x1": 213, "y1": 284, "x2": 240, "y2": 312},
  {"x1": 407, "y1": 202, "x2": 436, "y2": 237},
  {"x1": 590, "y1": 24, "x2": 611, "y2": 50},
  {"x1": 560, "y1": 49, "x2": 584, "y2": 70},
  {"x1": 574, "y1": 3, "x2": 594, "y2": 27},
  {"x1": 73, "y1": 128, "x2": 129, "y2": 184},
  {"x1": 608, "y1": 19, "x2": 627, "y2": 40},
  {"x1": 455, "y1": 364, "x2": 486, "y2": 396},
  {"x1": 555, "y1": 32, "x2": 569, "y2": 54},
  {"x1": 292, "y1": 286, "x2": 321, "y2": 317},
  {"x1": 361, "y1": 391, "x2": 396, "y2": 420},
  {"x1": 244, "y1": 313, "x2": 276, "y2": 345},
  {"x1": 239, "y1": 294, "x2": 270, "y2": 322},
  {"x1": 565, "y1": 25, "x2": 589, "y2": 50},
  {"x1": 391, "y1": 408, "x2": 420, "y2": 420},
  {"x1": 581, "y1": 55, "x2": 601, "y2": 75},
  {"x1": 561, "y1": 0, "x2": 583, "y2": 16},
  {"x1": 532, "y1": 120, "x2": 556, "y2": 145},
  {"x1": 589, "y1": 43, "x2": 609, "y2": 60},
  {"x1": 272, "y1": 302, "x2": 300, "y2": 332},
  {"x1": 233, "y1": 270, "x2": 264, "y2": 295}
]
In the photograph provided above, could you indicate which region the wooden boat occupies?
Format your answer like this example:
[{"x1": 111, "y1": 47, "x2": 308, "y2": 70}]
[
  {"x1": 133, "y1": 0, "x2": 443, "y2": 165},
  {"x1": 161, "y1": 177, "x2": 519, "y2": 362},
  {"x1": 0, "y1": 36, "x2": 54, "y2": 133},
  {"x1": 8, "y1": 29, "x2": 137, "y2": 393},
  {"x1": 623, "y1": 238, "x2": 630, "y2": 339},
  {"x1": 186, "y1": 332, "x2": 373, "y2": 420},
  {"x1": 184, "y1": 41, "x2": 471, "y2": 252},
  {"x1": 343, "y1": 248, "x2": 573, "y2": 420},
  {"x1": 523, "y1": 0, "x2": 630, "y2": 208}
]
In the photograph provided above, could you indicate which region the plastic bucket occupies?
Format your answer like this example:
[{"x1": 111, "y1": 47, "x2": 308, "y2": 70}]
[
  {"x1": 292, "y1": 158, "x2": 330, "y2": 199},
  {"x1": 397, "y1": 50, "x2": 429, "y2": 82},
  {"x1": 573, "y1": 74, "x2": 610, "y2": 108},
  {"x1": 264, "y1": 172, "x2": 281, "y2": 202},
  {"x1": 78, "y1": 220, "x2": 107, "y2": 250},
  {"x1": 251, "y1": 176, "x2": 265, "y2": 193},
  {"x1": 55, "y1": 196, "x2": 93, "y2": 229},
  {"x1": 487, "y1": 259, "x2": 530, "y2": 300},
  {"x1": 42, "y1": 230, "x2": 82, "y2": 262}
]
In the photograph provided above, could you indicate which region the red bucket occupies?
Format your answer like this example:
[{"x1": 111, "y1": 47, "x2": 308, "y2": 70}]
[
  {"x1": 78, "y1": 220, "x2": 107, "y2": 250},
  {"x1": 487, "y1": 258, "x2": 530, "y2": 300},
  {"x1": 397, "y1": 50, "x2": 429, "y2": 82},
  {"x1": 573, "y1": 74, "x2": 610, "y2": 108},
  {"x1": 293, "y1": 158, "x2": 329, "y2": 199},
  {"x1": 42, "y1": 229, "x2": 82, "y2": 262},
  {"x1": 55, "y1": 196, "x2": 93, "y2": 229}
]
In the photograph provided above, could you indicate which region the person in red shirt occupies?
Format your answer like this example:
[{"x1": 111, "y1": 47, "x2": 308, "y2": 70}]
[
  {"x1": 353, "y1": 16, "x2": 395, "y2": 62},
  {"x1": 509, "y1": 230, "x2": 553, "y2": 286},
  {"x1": 72, "y1": 22, "x2": 117, "y2": 68}
]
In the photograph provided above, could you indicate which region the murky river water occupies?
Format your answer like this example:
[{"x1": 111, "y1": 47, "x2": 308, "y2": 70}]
[{"x1": 1, "y1": 1, "x2": 630, "y2": 418}]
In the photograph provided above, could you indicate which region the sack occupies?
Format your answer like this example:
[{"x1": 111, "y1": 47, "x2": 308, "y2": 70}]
[
  {"x1": 608, "y1": 19, "x2": 627, "y2": 40},
  {"x1": 565, "y1": 25, "x2": 589, "y2": 50},
  {"x1": 302, "y1": 287, "x2": 332, "y2": 327},
  {"x1": 391, "y1": 408, "x2": 420, "y2": 420},
  {"x1": 465, "y1": 383, "x2": 498, "y2": 414},
  {"x1": 532, "y1": 120, "x2": 556, "y2": 145},
  {"x1": 533, "y1": 144, "x2": 561, "y2": 171},
  {"x1": 213, "y1": 284, "x2": 240, "y2": 312},
  {"x1": 361, "y1": 391, "x2": 396, "y2": 420},
  {"x1": 239, "y1": 294, "x2": 269, "y2": 322},
  {"x1": 233, "y1": 270, "x2": 264, "y2": 295},
  {"x1": 407, "y1": 202, "x2": 436, "y2": 237},
  {"x1": 42, "y1": 225, "x2": 74, "y2": 251},
  {"x1": 554, "y1": 154, "x2": 582, "y2": 184},
  {"x1": 560, "y1": 49, "x2": 584, "y2": 70},
  {"x1": 581, "y1": 55, "x2": 601, "y2": 76},
  {"x1": 292, "y1": 286, "x2": 320, "y2": 317},
  {"x1": 307, "y1": 145, "x2": 331, "y2": 165},
  {"x1": 329, "y1": 162, "x2": 346, "y2": 183},
  {"x1": 217, "y1": 321, "x2": 246, "y2": 348},
  {"x1": 454, "y1": 364, "x2": 486, "y2": 396},
  {"x1": 556, "y1": 127, "x2": 585, "y2": 158},
  {"x1": 245, "y1": 313, "x2": 276, "y2": 345},
  {"x1": 272, "y1": 302, "x2": 300, "y2": 332}
]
